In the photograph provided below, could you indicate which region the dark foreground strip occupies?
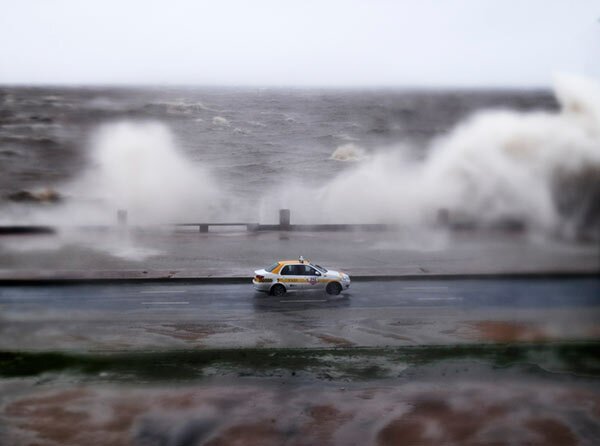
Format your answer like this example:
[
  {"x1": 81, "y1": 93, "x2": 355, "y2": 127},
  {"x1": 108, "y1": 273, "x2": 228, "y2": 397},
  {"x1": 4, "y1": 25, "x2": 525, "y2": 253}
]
[
  {"x1": 0, "y1": 226, "x2": 55, "y2": 235},
  {"x1": 0, "y1": 271, "x2": 597, "y2": 286},
  {"x1": 1, "y1": 343, "x2": 599, "y2": 381}
]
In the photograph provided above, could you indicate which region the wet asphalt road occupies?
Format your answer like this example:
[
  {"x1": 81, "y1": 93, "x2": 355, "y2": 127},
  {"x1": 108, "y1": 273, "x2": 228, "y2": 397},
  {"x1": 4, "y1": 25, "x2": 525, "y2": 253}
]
[
  {"x1": 1, "y1": 278, "x2": 599, "y2": 350},
  {"x1": 2, "y1": 278, "x2": 599, "y2": 446},
  {"x1": 1, "y1": 278, "x2": 599, "y2": 311}
]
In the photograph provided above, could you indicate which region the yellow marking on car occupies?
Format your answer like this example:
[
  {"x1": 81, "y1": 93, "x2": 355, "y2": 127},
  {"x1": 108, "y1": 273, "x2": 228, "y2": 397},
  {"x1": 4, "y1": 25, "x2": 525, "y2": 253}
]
[
  {"x1": 276, "y1": 278, "x2": 339, "y2": 284},
  {"x1": 271, "y1": 262, "x2": 287, "y2": 274},
  {"x1": 271, "y1": 259, "x2": 312, "y2": 274}
]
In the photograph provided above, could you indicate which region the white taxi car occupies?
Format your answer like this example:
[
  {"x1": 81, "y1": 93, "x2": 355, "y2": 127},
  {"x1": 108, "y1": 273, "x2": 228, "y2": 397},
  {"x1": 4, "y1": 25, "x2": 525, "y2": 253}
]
[{"x1": 253, "y1": 257, "x2": 351, "y2": 296}]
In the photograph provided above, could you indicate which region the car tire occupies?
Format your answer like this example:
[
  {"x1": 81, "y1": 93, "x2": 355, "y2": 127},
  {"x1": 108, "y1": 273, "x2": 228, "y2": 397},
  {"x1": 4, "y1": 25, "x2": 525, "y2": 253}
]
[
  {"x1": 270, "y1": 284, "x2": 286, "y2": 297},
  {"x1": 326, "y1": 282, "x2": 342, "y2": 295}
]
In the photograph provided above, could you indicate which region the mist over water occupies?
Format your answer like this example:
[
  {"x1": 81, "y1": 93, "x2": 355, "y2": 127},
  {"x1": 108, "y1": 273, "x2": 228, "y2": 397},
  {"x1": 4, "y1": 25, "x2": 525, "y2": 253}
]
[{"x1": 0, "y1": 76, "x2": 598, "y2": 239}]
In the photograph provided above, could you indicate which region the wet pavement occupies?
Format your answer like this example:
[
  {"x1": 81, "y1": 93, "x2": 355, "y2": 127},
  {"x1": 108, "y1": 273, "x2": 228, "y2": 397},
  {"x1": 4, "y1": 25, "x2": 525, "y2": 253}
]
[
  {"x1": 1, "y1": 278, "x2": 599, "y2": 351},
  {"x1": 1, "y1": 278, "x2": 599, "y2": 445},
  {"x1": 1, "y1": 229, "x2": 598, "y2": 281}
]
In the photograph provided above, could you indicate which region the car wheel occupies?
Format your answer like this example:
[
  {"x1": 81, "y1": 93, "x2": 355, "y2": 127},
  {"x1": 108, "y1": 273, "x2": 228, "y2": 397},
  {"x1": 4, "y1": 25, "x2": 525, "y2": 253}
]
[
  {"x1": 270, "y1": 284, "x2": 286, "y2": 297},
  {"x1": 326, "y1": 282, "x2": 342, "y2": 295}
]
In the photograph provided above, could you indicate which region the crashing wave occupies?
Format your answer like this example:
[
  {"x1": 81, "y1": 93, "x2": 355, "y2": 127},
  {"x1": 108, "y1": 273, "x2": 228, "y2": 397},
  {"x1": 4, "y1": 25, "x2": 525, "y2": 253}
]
[
  {"x1": 66, "y1": 121, "x2": 222, "y2": 223},
  {"x1": 423, "y1": 74, "x2": 600, "y2": 238},
  {"x1": 303, "y1": 74, "x2": 600, "y2": 239}
]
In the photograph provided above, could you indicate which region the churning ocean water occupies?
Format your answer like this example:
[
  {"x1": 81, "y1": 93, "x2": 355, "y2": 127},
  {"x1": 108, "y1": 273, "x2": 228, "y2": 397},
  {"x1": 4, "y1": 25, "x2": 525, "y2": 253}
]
[{"x1": 0, "y1": 82, "x2": 598, "y2": 238}]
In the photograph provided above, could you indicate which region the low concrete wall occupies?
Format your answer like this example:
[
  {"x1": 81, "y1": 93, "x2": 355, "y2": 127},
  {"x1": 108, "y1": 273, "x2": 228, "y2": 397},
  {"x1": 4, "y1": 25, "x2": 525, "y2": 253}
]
[
  {"x1": 0, "y1": 208, "x2": 526, "y2": 235},
  {"x1": 0, "y1": 226, "x2": 55, "y2": 235},
  {"x1": 0, "y1": 223, "x2": 401, "y2": 234}
]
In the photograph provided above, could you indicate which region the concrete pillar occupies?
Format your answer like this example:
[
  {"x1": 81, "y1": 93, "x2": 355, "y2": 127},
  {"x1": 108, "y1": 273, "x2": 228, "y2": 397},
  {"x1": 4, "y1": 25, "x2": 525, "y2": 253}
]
[
  {"x1": 117, "y1": 209, "x2": 128, "y2": 225},
  {"x1": 279, "y1": 209, "x2": 291, "y2": 229},
  {"x1": 437, "y1": 208, "x2": 449, "y2": 226}
]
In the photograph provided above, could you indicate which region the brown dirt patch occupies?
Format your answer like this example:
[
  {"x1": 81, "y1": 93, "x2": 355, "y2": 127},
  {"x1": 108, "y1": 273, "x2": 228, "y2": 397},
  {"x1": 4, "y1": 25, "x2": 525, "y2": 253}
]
[
  {"x1": 5, "y1": 388, "x2": 136, "y2": 446},
  {"x1": 205, "y1": 421, "x2": 283, "y2": 446},
  {"x1": 464, "y1": 321, "x2": 548, "y2": 342},
  {"x1": 314, "y1": 333, "x2": 356, "y2": 347},
  {"x1": 302, "y1": 404, "x2": 354, "y2": 444},
  {"x1": 525, "y1": 417, "x2": 578, "y2": 446},
  {"x1": 377, "y1": 397, "x2": 509, "y2": 446},
  {"x1": 144, "y1": 322, "x2": 242, "y2": 342}
]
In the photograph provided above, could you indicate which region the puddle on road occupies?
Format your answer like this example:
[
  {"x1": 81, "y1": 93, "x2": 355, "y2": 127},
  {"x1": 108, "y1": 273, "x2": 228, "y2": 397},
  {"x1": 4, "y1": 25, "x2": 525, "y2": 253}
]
[{"x1": 460, "y1": 320, "x2": 600, "y2": 343}]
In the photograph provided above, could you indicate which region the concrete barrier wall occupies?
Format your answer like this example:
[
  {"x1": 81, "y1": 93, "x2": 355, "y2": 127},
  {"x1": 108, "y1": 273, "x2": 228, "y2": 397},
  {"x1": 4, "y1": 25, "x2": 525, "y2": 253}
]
[{"x1": 0, "y1": 208, "x2": 525, "y2": 234}]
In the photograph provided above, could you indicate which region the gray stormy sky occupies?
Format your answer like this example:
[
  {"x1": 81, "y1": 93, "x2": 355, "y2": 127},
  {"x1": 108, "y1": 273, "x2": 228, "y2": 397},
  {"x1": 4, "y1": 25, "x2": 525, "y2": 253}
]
[{"x1": 0, "y1": 0, "x2": 598, "y2": 87}]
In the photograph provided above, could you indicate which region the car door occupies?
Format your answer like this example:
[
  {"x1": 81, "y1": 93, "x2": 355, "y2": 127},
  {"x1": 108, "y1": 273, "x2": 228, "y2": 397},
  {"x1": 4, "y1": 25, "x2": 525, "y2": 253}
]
[
  {"x1": 279, "y1": 264, "x2": 305, "y2": 289},
  {"x1": 300, "y1": 264, "x2": 324, "y2": 289}
]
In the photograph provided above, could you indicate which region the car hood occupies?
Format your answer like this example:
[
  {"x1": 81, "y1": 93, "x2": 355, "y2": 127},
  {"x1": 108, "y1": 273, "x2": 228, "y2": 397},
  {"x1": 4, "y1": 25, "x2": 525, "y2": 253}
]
[{"x1": 325, "y1": 270, "x2": 342, "y2": 278}]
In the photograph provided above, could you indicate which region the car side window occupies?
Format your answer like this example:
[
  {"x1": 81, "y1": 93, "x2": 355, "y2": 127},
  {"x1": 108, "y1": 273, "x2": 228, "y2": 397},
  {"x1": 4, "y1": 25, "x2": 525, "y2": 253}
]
[
  {"x1": 290, "y1": 265, "x2": 319, "y2": 275},
  {"x1": 291, "y1": 264, "x2": 305, "y2": 275},
  {"x1": 305, "y1": 266, "x2": 319, "y2": 276},
  {"x1": 281, "y1": 264, "x2": 319, "y2": 275},
  {"x1": 280, "y1": 265, "x2": 291, "y2": 275}
]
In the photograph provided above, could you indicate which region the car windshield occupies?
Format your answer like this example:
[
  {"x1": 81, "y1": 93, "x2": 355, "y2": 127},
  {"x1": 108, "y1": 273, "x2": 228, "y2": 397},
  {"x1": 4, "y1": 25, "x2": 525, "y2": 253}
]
[
  {"x1": 312, "y1": 264, "x2": 327, "y2": 273},
  {"x1": 265, "y1": 263, "x2": 279, "y2": 272}
]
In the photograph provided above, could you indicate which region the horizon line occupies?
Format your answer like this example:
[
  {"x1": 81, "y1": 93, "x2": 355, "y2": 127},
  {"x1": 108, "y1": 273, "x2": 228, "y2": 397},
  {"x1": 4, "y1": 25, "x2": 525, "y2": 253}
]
[{"x1": 0, "y1": 82, "x2": 554, "y2": 92}]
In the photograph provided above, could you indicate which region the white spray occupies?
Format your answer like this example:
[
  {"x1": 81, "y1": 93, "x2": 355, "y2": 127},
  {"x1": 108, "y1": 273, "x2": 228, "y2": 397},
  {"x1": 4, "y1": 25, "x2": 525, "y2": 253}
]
[
  {"x1": 267, "y1": 75, "x2": 600, "y2": 239},
  {"x1": 68, "y1": 121, "x2": 222, "y2": 224}
]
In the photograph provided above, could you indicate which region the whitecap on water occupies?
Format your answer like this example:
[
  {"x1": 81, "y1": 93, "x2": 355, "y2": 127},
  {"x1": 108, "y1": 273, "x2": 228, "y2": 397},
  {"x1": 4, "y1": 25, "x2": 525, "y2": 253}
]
[
  {"x1": 330, "y1": 143, "x2": 367, "y2": 162},
  {"x1": 212, "y1": 116, "x2": 230, "y2": 126}
]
